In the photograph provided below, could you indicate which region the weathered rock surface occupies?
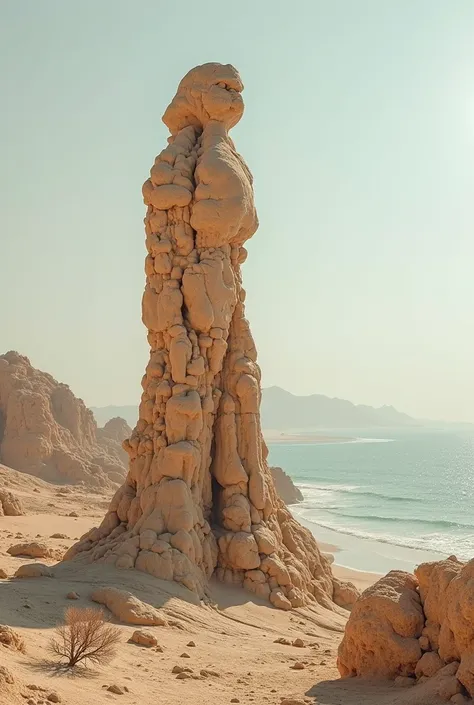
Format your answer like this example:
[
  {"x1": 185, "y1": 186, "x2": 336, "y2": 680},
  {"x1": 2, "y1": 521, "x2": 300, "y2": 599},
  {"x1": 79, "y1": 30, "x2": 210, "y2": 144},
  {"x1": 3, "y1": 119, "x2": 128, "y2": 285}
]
[
  {"x1": 91, "y1": 587, "x2": 167, "y2": 625},
  {"x1": 7, "y1": 541, "x2": 58, "y2": 559},
  {"x1": 129, "y1": 629, "x2": 158, "y2": 647},
  {"x1": 63, "y1": 63, "x2": 357, "y2": 611},
  {"x1": 338, "y1": 571, "x2": 424, "y2": 678},
  {"x1": 0, "y1": 625, "x2": 26, "y2": 652},
  {"x1": 339, "y1": 557, "x2": 474, "y2": 701},
  {"x1": 0, "y1": 351, "x2": 127, "y2": 487},
  {"x1": 0, "y1": 488, "x2": 24, "y2": 516},
  {"x1": 269, "y1": 466, "x2": 303, "y2": 505},
  {"x1": 14, "y1": 563, "x2": 53, "y2": 578}
]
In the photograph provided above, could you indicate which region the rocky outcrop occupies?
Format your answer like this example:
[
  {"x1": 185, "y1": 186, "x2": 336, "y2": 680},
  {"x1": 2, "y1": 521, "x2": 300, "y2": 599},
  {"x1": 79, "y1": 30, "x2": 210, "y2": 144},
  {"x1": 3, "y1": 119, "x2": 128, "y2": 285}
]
[
  {"x1": 0, "y1": 488, "x2": 23, "y2": 516},
  {"x1": 0, "y1": 626, "x2": 26, "y2": 653},
  {"x1": 64, "y1": 63, "x2": 357, "y2": 612},
  {"x1": 91, "y1": 587, "x2": 167, "y2": 625},
  {"x1": 270, "y1": 466, "x2": 303, "y2": 505},
  {"x1": 7, "y1": 541, "x2": 60, "y2": 560},
  {"x1": 0, "y1": 352, "x2": 128, "y2": 487},
  {"x1": 338, "y1": 558, "x2": 474, "y2": 701}
]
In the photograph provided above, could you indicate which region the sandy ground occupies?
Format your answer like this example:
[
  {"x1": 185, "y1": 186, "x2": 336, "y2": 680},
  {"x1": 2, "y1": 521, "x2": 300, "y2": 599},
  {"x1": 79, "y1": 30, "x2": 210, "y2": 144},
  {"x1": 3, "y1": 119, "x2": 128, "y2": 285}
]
[{"x1": 0, "y1": 467, "x2": 443, "y2": 705}]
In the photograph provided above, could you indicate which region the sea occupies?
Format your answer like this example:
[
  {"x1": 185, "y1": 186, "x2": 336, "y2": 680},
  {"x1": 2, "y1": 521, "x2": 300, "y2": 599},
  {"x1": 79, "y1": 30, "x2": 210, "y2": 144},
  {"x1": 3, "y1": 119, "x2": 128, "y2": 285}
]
[{"x1": 267, "y1": 427, "x2": 474, "y2": 575}]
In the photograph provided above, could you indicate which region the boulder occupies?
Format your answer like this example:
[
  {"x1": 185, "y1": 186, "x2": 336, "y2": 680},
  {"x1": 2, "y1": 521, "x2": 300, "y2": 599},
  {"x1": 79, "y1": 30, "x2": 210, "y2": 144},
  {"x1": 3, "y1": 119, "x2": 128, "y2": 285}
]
[{"x1": 338, "y1": 571, "x2": 424, "y2": 678}]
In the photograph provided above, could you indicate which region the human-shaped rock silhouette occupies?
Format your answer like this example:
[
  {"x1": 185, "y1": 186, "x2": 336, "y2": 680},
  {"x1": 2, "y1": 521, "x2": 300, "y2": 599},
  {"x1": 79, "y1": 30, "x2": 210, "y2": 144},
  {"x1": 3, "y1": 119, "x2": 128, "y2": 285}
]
[{"x1": 65, "y1": 63, "x2": 357, "y2": 611}]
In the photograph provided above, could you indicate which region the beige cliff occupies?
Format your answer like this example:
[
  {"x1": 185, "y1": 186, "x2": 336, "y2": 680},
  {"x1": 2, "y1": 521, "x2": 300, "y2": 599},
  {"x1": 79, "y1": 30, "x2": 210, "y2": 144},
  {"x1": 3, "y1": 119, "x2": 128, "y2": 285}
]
[
  {"x1": 0, "y1": 352, "x2": 127, "y2": 487},
  {"x1": 64, "y1": 63, "x2": 358, "y2": 612},
  {"x1": 338, "y1": 557, "x2": 474, "y2": 701}
]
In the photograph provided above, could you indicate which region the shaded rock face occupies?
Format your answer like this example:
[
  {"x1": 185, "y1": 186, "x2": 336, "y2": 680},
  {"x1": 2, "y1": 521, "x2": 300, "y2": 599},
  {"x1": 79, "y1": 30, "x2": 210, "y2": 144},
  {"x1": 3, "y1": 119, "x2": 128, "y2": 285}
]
[
  {"x1": 64, "y1": 63, "x2": 357, "y2": 611},
  {"x1": 0, "y1": 352, "x2": 127, "y2": 487},
  {"x1": 339, "y1": 558, "x2": 474, "y2": 700},
  {"x1": 96, "y1": 417, "x2": 132, "y2": 468},
  {"x1": 270, "y1": 466, "x2": 303, "y2": 505},
  {"x1": 0, "y1": 488, "x2": 23, "y2": 516}
]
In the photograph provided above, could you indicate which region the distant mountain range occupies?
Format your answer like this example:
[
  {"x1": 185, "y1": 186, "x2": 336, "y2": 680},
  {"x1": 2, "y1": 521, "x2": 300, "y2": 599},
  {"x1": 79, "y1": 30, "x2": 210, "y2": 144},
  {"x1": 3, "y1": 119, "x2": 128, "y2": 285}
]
[{"x1": 92, "y1": 386, "x2": 417, "y2": 430}]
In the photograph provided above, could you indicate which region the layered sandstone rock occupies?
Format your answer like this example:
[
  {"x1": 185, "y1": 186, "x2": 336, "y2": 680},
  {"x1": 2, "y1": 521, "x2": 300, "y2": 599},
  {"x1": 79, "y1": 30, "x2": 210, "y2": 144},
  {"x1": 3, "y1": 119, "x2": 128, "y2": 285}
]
[
  {"x1": 339, "y1": 558, "x2": 474, "y2": 701},
  {"x1": 0, "y1": 352, "x2": 127, "y2": 487},
  {"x1": 270, "y1": 466, "x2": 303, "y2": 505},
  {"x1": 64, "y1": 63, "x2": 357, "y2": 611}
]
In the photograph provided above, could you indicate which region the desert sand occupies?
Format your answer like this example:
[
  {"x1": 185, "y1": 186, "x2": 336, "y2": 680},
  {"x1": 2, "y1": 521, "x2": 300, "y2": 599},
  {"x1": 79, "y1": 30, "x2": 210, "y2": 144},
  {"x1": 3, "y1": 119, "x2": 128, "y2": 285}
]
[
  {"x1": 0, "y1": 474, "x2": 456, "y2": 704},
  {"x1": 0, "y1": 469, "x2": 382, "y2": 705}
]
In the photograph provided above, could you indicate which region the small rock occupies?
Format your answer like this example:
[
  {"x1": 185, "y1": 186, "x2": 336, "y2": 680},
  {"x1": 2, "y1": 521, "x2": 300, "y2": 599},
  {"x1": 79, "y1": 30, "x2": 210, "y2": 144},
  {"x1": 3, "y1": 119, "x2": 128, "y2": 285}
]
[
  {"x1": 320, "y1": 660, "x2": 327, "y2": 666},
  {"x1": 280, "y1": 700, "x2": 307, "y2": 705},
  {"x1": 290, "y1": 662, "x2": 305, "y2": 670},
  {"x1": 187, "y1": 640, "x2": 196, "y2": 647},
  {"x1": 68, "y1": 511, "x2": 79, "y2": 517},
  {"x1": 66, "y1": 591, "x2": 79, "y2": 600},
  {"x1": 0, "y1": 569, "x2": 8, "y2": 579},
  {"x1": 416, "y1": 651, "x2": 444, "y2": 678},
  {"x1": 107, "y1": 684, "x2": 124, "y2": 694},
  {"x1": 451, "y1": 695, "x2": 469, "y2": 704},
  {"x1": 200, "y1": 669, "x2": 220, "y2": 678},
  {"x1": 394, "y1": 676, "x2": 416, "y2": 688},
  {"x1": 33, "y1": 488, "x2": 40, "y2": 493},
  {"x1": 231, "y1": 699, "x2": 240, "y2": 703},
  {"x1": 172, "y1": 666, "x2": 185, "y2": 674},
  {"x1": 50, "y1": 533, "x2": 68, "y2": 539},
  {"x1": 155, "y1": 645, "x2": 164, "y2": 652},
  {"x1": 274, "y1": 637, "x2": 291, "y2": 645},
  {"x1": 47, "y1": 693, "x2": 61, "y2": 703},
  {"x1": 419, "y1": 635, "x2": 430, "y2": 651},
  {"x1": 438, "y1": 676, "x2": 463, "y2": 700},
  {"x1": 292, "y1": 638, "x2": 305, "y2": 648},
  {"x1": 176, "y1": 672, "x2": 191, "y2": 680},
  {"x1": 129, "y1": 630, "x2": 157, "y2": 648},
  {"x1": 180, "y1": 652, "x2": 190, "y2": 658}
]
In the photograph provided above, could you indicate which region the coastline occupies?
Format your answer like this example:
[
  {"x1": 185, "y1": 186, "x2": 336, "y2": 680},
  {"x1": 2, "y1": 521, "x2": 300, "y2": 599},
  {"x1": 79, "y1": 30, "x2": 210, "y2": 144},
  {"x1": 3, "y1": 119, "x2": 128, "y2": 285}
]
[
  {"x1": 264, "y1": 432, "x2": 356, "y2": 444},
  {"x1": 293, "y1": 509, "x2": 447, "y2": 577}
]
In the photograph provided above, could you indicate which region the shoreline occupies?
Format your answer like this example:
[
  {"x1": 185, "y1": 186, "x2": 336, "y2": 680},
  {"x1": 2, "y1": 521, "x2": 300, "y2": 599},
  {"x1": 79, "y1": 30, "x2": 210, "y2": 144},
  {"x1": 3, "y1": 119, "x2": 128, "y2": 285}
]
[
  {"x1": 292, "y1": 509, "x2": 447, "y2": 577},
  {"x1": 264, "y1": 433, "x2": 356, "y2": 444}
]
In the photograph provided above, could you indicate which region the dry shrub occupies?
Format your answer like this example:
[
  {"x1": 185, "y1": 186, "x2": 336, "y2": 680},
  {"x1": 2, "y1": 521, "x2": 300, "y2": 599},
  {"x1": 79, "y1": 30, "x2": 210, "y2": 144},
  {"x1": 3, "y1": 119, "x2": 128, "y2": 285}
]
[{"x1": 49, "y1": 607, "x2": 121, "y2": 668}]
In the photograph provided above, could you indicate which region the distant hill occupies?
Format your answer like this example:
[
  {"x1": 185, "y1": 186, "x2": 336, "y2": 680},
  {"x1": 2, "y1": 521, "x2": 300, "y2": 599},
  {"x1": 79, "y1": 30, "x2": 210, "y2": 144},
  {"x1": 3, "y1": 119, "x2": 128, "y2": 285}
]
[
  {"x1": 92, "y1": 386, "x2": 416, "y2": 431},
  {"x1": 92, "y1": 405, "x2": 138, "y2": 428},
  {"x1": 260, "y1": 386, "x2": 416, "y2": 430}
]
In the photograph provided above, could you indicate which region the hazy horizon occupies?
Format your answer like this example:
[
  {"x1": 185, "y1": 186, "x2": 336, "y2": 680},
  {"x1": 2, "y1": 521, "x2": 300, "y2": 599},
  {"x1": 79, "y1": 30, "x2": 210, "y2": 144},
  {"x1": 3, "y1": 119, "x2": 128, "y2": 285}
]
[{"x1": 2, "y1": 1, "x2": 474, "y2": 422}]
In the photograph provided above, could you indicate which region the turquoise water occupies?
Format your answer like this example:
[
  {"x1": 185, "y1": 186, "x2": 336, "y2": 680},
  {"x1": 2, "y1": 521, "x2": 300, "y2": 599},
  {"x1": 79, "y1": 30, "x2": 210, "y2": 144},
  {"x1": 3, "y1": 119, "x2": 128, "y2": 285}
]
[{"x1": 267, "y1": 428, "x2": 474, "y2": 572}]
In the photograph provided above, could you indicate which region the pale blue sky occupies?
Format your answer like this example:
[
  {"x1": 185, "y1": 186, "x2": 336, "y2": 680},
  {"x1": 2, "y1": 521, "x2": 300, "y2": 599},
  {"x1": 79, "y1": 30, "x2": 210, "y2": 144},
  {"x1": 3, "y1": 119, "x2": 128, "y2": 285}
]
[{"x1": 1, "y1": 1, "x2": 473, "y2": 421}]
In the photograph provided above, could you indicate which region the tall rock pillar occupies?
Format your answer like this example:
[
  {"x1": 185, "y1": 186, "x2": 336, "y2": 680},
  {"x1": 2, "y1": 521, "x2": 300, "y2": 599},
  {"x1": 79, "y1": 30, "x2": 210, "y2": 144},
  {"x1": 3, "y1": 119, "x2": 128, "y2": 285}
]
[{"x1": 65, "y1": 63, "x2": 357, "y2": 611}]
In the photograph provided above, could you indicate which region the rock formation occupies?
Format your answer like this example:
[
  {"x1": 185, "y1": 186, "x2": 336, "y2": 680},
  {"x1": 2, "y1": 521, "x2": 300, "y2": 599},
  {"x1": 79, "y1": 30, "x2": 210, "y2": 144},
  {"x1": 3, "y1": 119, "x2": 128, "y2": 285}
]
[
  {"x1": 64, "y1": 63, "x2": 357, "y2": 612},
  {"x1": 338, "y1": 557, "x2": 474, "y2": 701},
  {"x1": 0, "y1": 352, "x2": 127, "y2": 486},
  {"x1": 0, "y1": 488, "x2": 23, "y2": 516},
  {"x1": 270, "y1": 466, "x2": 303, "y2": 505},
  {"x1": 96, "y1": 417, "x2": 132, "y2": 467}
]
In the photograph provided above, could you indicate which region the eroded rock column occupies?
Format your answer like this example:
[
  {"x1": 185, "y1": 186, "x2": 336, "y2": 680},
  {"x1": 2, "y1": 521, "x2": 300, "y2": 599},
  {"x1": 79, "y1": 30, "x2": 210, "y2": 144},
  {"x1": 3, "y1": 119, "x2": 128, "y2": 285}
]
[{"x1": 65, "y1": 63, "x2": 357, "y2": 611}]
